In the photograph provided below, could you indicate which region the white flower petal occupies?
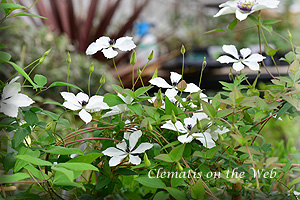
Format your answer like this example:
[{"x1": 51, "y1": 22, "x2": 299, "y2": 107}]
[
  {"x1": 184, "y1": 117, "x2": 196, "y2": 129},
  {"x1": 240, "y1": 48, "x2": 252, "y2": 59},
  {"x1": 102, "y1": 47, "x2": 118, "y2": 59},
  {"x1": 95, "y1": 36, "x2": 111, "y2": 47},
  {"x1": 60, "y1": 92, "x2": 81, "y2": 108},
  {"x1": 116, "y1": 141, "x2": 127, "y2": 151},
  {"x1": 149, "y1": 77, "x2": 172, "y2": 88},
  {"x1": 217, "y1": 55, "x2": 237, "y2": 64},
  {"x1": 232, "y1": 62, "x2": 244, "y2": 71},
  {"x1": 5, "y1": 93, "x2": 34, "y2": 107},
  {"x1": 114, "y1": 36, "x2": 136, "y2": 51},
  {"x1": 79, "y1": 109, "x2": 92, "y2": 123},
  {"x1": 102, "y1": 147, "x2": 126, "y2": 157},
  {"x1": 185, "y1": 83, "x2": 200, "y2": 93},
  {"x1": 129, "y1": 130, "x2": 142, "y2": 151},
  {"x1": 86, "y1": 42, "x2": 100, "y2": 55},
  {"x1": 244, "y1": 54, "x2": 265, "y2": 62},
  {"x1": 222, "y1": 45, "x2": 239, "y2": 59},
  {"x1": 161, "y1": 120, "x2": 187, "y2": 133},
  {"x1": 200, "y1": 93, "x2": 208, "y2": 102},
  {"x1": 243, "y1": 61, "x2": 260, "y2": 71},
  {"x1": 2, "y1": 82, "x2": 20, "y2": 99},
  {"x1": 62, "y1": 102, "x2": 81, "y2": 111},
  {"x1": 128, "y1": 154, "x2": 141, "y2": 165},
  {"x1": 0, "y1": 103, "x2": 19, "y2": 117},
  {"x1": 108, "y1": 155, "x2": 127, "y2": 167},
  {"x1": 9, "y1": 76, "x2": 20, "y2": 84},
  {"x1": 178, "y1": 133, "x2": 194, "y2": 144},
  {"x1": 165, "y1": 88, "x2": 178, "y2": 99},
  {"x1": 124, "y1": 132, "x2": 130, "y2": 140},
  {"x1": 214, "y1": 5, "x2": 236, "y2": 17},
  {"x1": 194, "y1": 132, "x2": 215, "y2": 149},
  {"x1": 170, "y1": 72, "x2": 182, "y2": 84},
  {"x1": 85, "y1": 95, "x2": 109, "y2": 111},
  {"x1": 76, "y1": 92, "x2": 89, "y2": 103},
  {"x1": 236, "y1": 9, "x2": 252, "y2": 21},
  {"x1": 193, "y1": 112, "x2": 209, "y2": 120},
  {"x1": 131, "y1": 143, "x2": 153, "y2": 154}
]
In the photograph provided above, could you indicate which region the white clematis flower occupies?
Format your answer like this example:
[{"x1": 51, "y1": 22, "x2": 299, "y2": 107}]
[
  {"x1": 86, "y1": 36, "x2": 136, "y2": 59},
  {"x1": 102, "y1": 93, "x2": 133, "y2": 117},
  {"x1": 102, "y1": 130, "x2": 153, "y2": 167},
  {"x1": 217, "y1": 45, "x2": 265, "y2": 71},
  {"x1": 214, "y1": 0, "x2": 280, "y2": 21},
  {"x1": 161, "y1": 113, "x2": 215, "y2": 149},
  {"x1": 0, "y1": 77, "x2": 34, "y2": 117},
  {"x1": 149, "y1": 72, "x2": 200, "y2": 96},
  {"x1": 60, "y1": 92, "x2": 109, "y2": 124}
]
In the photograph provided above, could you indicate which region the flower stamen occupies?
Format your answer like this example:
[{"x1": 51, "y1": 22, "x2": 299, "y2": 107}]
[
  {"x1": 237, "y1": 1, "x2": 256, "y2": 12},
  {"x1": 109, "y1": 39, "x2": 116, "y2": 46}
]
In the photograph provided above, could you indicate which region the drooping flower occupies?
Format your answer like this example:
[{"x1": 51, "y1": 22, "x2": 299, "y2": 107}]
[
  {"x1": 161, "y1": 113, "x2": 216, "y2": 149},
  {"x1": 102, "y1": 93, "x2": 133, "y2": 117},
  {"x1": 149, "y1": 72, "x2": 200, "y2": 95},
  {"x1": 0, "y1": 77, "x2": 34, "y2": 117},
  {"x1": 214, "y1": 0, "x2": 280, "y2": 21},
  {"x1": 60, "y1": 92, "x2": 109, "y2": 123},
  {"x1": 217, "y1": 45, "x2": 265, "y2": 71},
  {"x1": 102, "y1": 130, "x2": 153, "y2": 167},
  {"x1": 86, "y1": 36, "x2": 136, "y2": 59}
]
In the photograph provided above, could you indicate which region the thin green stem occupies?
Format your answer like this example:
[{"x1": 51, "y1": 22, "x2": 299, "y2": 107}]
[
  {"x1": 112, "y1": 58, "x2": 124, "y2": 88},
  {"x1": 181, "y1": 53, "x2": 185, "y2": 80},
  {"x1": 88, "y1": 71, "x2": 92, "y2": 97},
  {"x1": 132, "y1": 64, "x2": 135, "y2": 91},
  {"x1": 199, "y1": 67, "x2": 204, "y2": 88},
  {"x1": 22, "y1": 61, "x2": 40, "y2": 87},
  {"x1": 67, "y1": 62, "x2": 71, "y2": 92}
]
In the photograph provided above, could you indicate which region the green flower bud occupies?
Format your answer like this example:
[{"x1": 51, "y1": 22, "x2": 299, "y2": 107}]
[
  {"x1": 154, "y1": 89, "x2": 163, "y2": 108},
  {"x1": 130, "y1": 50, "x2": 137, "y2": 65},
  {"x1": 288, "y1": 30, "x2": 292, "y2": 39},
  {"x1": 46, "y1": 122, "x2": 52, "y2": 131},
  {"x1": 152, "y1": 68, "x2": 158, "y2": 79},
  {"x1": 202, "y1": 57, "x2": 207, "y2": 69},
  {"x1": 100, "y1": 73, "x2": 105, "y2": 85},
  {"x1": 148, "y1": 50, "x2": 154, "y2": 61},
  {"x1": 67, "y1": 52, "x2": 71, "y2": 64},
  {"x1": 144, "y1": 153, "x2": 151, "y2": 168},
  {"x1": 147, "y1": 120, "x2": 153, "y2": 131},
  {"x1": 90, "y1": 62, "x2": 94, "y2": 73},
  {"x1": 171, "y1": 110, "x2": 177, "y2": 124},
  {"x1": 181, "y1": 45, "x2": 186, "y2": 55},
  {"x1": 247, "y1": 88, "x2": 260, "y2": 97},
  {"x1": 196, "y1": 119, "x2": 202, "y2": 130},
  {"x1": 39, "y1": 57, "x2": 45, "y2": 64},
  {"x1": 137, "y1": 69, "x2": 142, "y2": 76},
  {"x1": 176, "y1": 162, "x2": 183, "y2": 172}
]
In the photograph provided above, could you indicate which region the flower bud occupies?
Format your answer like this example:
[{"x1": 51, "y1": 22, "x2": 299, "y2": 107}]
[
  {"x1": 171, "y1": 110, "x2": 177, "y2": 124},
  {"x1": 152, "y1": 68, "x2": 158, "y2": 79},
  {"x1": 90, "y1": 62, "x2": 94, "y2": 73},
  {"x1": 181, "y1": 45, "x2": 186, "y2": 55},
  {"x1": 146, "y1": 120, "x2": 153, "y2": 131},
  {"x1": 100, "y1": 73, "x2": 105, "y2": 85},
  {"x1": 39, "y1": 56, "x2": 45, "y2": 64},
  {"x1": 177, "y1": 80, "x2": 187, "y2": 91},
  {"x1": 148, "y1": 50, "x2": 154, "y2": 61},
  {"x1": 154, "y1": 89, "x2": 163, "y2": 108},
  {"x1": 144, "y1": 153, "x2": 151, "y2": 168},
  {"x1": 202, "y1": 57, "x2": 207, "y2": 69},
  {"x1": 196, "y1": 119, "x2": 202, "y2": 130},
  {"x1": 130, "y1": 50, "x2": 137, "y2": 65},
  {"x1": 288, "y1": 30, "x2": 292, "y2": 39},
  {"x1": 137, "y1": 69, "x2": 142, "y2": 76},
  {"x1": 46, "y1": 122, "x2": 52, "y2": 131},
  {"x1": 176, "y1": 162, "x2": 183, "y2": 172},
  {"x1": 67, "y1": 52, "x2": 71, "y2": 64}
]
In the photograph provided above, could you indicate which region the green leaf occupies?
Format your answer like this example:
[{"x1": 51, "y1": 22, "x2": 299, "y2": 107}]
[
  {"x1": 103, "y1": 93, "x2": 125, "y2": 107},
  {"x1": 276, "y1": 103, "x2": 292, "y2": 119},
  {"x1": 24, "y1": 110, "x2": 39, "y2": 125},
  {"x1": 135, "y1": 176, "x2": 166, "y2": 188},
  {"x1": 43, "y1": 146, "x2": 84, "y2": 156},
  {"x1": 6, "y1": 61, "x2": 38, "y2": 89},
  {"x1": 0, "y1": 173, "x2": 30, "y2": 184},
  {"x1": 14, "y1": 127, "x2": 28, "y2": 147},
  {"x1": 53, "y1": 180, "x2": 85, "y2": 191},
  {"x1": 165, "y1": 96, "x2": 178, "y2": 115},
  {"x1": 134, "y1": 85, "x2": 152, "y2": 97},
  {"x1": 24, "y1": 165, "x2": 49, "y2": 180},
  {"x1": 288, "y1": 176, "x2": 300, "y2": 187},
  {"x1": 34, "y1": 74, "x2": 47, "y2": 87},
  {"x1": 202, "y1": 101, "x2": 216, "y2": 118},
  {"x1": 0, "y1": 42, "x2": 6, "y2": 49},
  {"x1": 165, "y1": 187, "x2": 188, "y2": 200},
  {"x1": 0, "y1": 3, "x2": 25, "y2": 10},
  {"x1": 154, "y1": 154, "x2": 173, "y2": 163},
  {"x1": 262, "y1": 19, "x2": 281, "y2": 25},
  {"x1": 116, "y1": 168, "x2": 137, "y2": 176},
  {"x1": 228, "y1": 18, "x2": 238, "y2": 30},
  {"x1": 0, "y1": 51, "x2": 11, "y2": 63},
  {"x1": 15, "y1": 155, "x2": 52, "y2": 166},
  {"x1": 169, "y1": 144, "x2": 185, "y2": 162},
  {"x1": 191, "y1": 179, "x2": 205, "y2": 199},
  {"x1": 95, "y1": 176, "x2": 111, "y2": 190},
  {"x1": 67, "y1": 153, "x2": 102, "y2": 164},
  {"x1": 153, "y1": 191, "x2": 169, "y2": 200},
  {"x1": 204, "y1": 29, "x2": 225, "y2": 34},
  {"x1": 14, "y1": 13, "x2": 47, "y2": 19},
  {"x1": 52, "y1": 166, "x2": 74, "y2": 182},
  {"x1": 48, "y1": 81, "x2": 83, "y2": 92},
  {"x1": 128, "y1": 103, "x2": 142, "y2": 116},
  {"x1": 56, "y1": 163, "x2": 99, "y2": 171},
  {"x1": 290, "y1": 153, "x2": 300, "y2": 161},
  {"x1": 262, "y1": 25, "x2": 273, "y2": 35},
  {"x1": 205, "y1": 146, "x2": 221, "y2": 159}
]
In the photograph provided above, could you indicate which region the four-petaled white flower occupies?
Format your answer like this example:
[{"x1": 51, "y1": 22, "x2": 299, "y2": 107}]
[
  {"x1": 214, "y1": 0, "x2": 280, "y2": 21},
  {"x1": 149, "y1": 72, "x2": 201, "y2": 98},
  {"x1": 102, "y1": 130, "x2": 153, "y2": 167},
  {"x1": 86, "y1": 36, "x2": 136, "y2": 59},
  {"x1": 217, "y1": 45, "x2": 265, "y2": 71},
  {"x1": 0, "y1": 77, "x2": 34, "y2": 117},
  {"x1": 60, "y1": 92, "x2": 109, "y2": 124},
  {"x1": 161, "y1": 113, "x2": 216, "y2": 149}
]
